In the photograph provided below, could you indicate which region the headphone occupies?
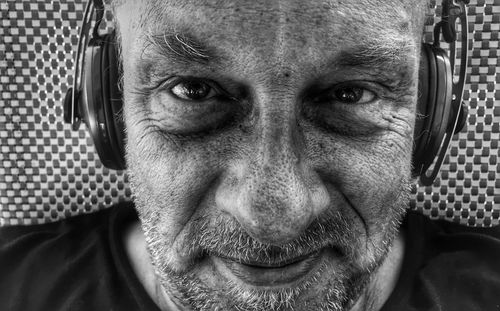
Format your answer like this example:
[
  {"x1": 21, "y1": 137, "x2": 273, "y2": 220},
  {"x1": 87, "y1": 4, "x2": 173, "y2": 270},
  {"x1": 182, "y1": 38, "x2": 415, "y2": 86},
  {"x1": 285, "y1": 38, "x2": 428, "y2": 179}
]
[{"x1": 64, "y1": 0, "x2": 470, "y2": 186}]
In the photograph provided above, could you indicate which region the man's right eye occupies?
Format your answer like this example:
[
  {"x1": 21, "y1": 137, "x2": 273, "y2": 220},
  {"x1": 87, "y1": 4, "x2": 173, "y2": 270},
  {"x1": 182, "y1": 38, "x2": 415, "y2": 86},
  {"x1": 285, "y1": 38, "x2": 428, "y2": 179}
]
[
  {"x1": 148, "y1": 77, "x2": 241, "y2": 136},
  {"x1": 169, "y1": 80, "x2": 218, "y2": 101}
]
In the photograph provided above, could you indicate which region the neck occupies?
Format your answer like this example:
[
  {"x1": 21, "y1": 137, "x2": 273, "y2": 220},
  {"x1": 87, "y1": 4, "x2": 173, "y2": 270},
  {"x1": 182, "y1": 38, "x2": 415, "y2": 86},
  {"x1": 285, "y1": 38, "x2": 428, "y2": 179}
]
[
  {"x1": 122, "y1": 221, "x2": 181, "y2": 310},
  {"x1": 349, "y1": 230, "x2": 406, "y2": 311}
]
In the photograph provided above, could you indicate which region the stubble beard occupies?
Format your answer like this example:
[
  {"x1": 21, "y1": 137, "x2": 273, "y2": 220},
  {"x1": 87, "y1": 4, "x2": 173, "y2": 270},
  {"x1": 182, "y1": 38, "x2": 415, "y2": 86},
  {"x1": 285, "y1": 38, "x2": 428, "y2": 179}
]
[
  {"x1": 130, "y1": 184, "x2": 410, "y2": 311},
  {"x1": 125, "y1": 139, "x2": 412, "y2": 311}
]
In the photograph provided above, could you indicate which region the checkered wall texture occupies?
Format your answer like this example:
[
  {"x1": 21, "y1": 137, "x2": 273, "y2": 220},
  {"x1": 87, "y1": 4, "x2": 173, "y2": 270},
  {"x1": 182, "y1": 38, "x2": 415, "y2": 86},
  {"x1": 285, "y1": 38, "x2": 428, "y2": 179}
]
[{"x1": 1, "y1": 0, "x2": 499, "y2": 226}]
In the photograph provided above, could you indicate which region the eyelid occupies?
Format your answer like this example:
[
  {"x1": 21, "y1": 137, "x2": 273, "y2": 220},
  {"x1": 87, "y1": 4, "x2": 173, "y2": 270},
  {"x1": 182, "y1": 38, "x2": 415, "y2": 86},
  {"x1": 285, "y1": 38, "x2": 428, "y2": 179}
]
[
  {"x1": 158, "y1": 76, "x2": 211, "y2": 92},
  {"x1": 332, "y1": 81, "x2": 378, "y2": 94}
]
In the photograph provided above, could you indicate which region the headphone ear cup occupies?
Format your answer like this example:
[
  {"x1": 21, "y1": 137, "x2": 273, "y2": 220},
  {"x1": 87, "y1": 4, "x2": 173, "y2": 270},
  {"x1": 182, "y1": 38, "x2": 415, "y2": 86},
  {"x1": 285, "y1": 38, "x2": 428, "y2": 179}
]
[
  {"x1": 413, "y1": 43, "x2": 453, "y2": 179},
  {"x1": 83, "y1": 34, "x2": 125, "y2": 170}
]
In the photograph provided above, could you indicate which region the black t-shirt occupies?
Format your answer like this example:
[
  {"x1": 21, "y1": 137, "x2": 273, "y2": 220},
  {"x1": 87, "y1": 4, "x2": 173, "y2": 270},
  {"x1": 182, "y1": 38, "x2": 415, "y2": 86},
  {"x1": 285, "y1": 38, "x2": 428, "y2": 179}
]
[
  {"x1": 0, "y1": 202, "x2": 160, "y2": 311},
  {"x1": 1, "y1": 202, "x2": 500, "y2": 311}
]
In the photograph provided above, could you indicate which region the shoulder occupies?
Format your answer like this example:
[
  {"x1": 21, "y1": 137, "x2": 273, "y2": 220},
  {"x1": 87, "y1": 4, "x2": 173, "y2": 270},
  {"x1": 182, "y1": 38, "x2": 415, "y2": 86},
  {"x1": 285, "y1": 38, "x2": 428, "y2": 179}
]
[
  {"x1": 0, "y1": 202, "x2": 133, "y2": 255},
  {"x1": 0, "y1": 201, "x2": 137, "y2": 311},
  {"x1": 397, "y1": 210, "x2": 500, "y2": 310},
  {"x1": 0, "y1": 201, "x2": 136, "y2": 243},
  {"x1": 405, "y1": 209, "x2": 500, "y2": 280},
  {"x1": 406, "y1": 209, "x2": 500, "y2": 255}
]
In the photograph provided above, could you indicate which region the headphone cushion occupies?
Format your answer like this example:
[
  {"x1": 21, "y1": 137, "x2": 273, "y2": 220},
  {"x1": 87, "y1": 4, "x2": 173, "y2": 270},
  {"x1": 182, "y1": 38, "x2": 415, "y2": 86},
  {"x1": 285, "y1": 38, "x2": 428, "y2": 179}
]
[
  {"x1": 84, "y1": 36, "x2": 124, "y2": 170},
  {"x1": 413, "y1": 44, "x2": 435, "y2": 176},
  {"x1": 413, "y1": 43, "x2": 454, "y2": 177},
  {"x1": 103, "y1": 33, "x2": 126, "y2": 169}
]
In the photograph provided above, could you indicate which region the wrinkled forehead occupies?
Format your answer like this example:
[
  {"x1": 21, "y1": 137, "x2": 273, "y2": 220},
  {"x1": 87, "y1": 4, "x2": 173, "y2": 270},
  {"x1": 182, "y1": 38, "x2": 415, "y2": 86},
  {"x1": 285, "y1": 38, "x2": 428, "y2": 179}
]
[
  {"x1": 114, "y1": 0, "x2": 427, "y2": 77},
  {"x1": 115, "y1": 0, "x2": 426, "y2": 44}
]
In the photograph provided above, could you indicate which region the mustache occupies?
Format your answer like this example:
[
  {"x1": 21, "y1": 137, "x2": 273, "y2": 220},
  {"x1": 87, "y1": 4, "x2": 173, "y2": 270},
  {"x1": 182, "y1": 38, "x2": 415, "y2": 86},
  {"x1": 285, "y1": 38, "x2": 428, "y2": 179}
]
[{"x1": 177, "y1": 208, "x2": 360, "y2": 265}]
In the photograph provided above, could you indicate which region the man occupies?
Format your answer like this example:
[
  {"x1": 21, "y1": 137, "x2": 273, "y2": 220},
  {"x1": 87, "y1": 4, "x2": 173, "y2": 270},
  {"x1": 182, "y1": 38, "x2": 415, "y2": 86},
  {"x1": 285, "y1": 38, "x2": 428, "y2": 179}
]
[{"x1": 1, "y1": 0, "x2": 500, "y2": 310}]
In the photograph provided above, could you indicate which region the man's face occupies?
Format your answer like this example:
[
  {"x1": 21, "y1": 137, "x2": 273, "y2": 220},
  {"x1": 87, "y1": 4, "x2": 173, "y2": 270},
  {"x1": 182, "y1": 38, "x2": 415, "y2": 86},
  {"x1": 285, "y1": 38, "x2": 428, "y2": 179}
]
[{"x1": 117, "y1": 1, "x2": 424, "y2": 310}]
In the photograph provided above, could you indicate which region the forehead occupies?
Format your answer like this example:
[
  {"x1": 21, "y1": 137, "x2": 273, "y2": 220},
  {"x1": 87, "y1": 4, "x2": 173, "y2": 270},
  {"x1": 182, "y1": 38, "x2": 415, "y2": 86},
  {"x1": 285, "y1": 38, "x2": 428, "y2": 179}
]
[
  {"x1": 115, "y1": 0, "x2": 425, "y2": 81},
  {"x1": 117, "y1": 0, "x2": 425, "y2": 46},
  {"x1": 130, "y1": 0, "x2": 422, "y2": 25}
]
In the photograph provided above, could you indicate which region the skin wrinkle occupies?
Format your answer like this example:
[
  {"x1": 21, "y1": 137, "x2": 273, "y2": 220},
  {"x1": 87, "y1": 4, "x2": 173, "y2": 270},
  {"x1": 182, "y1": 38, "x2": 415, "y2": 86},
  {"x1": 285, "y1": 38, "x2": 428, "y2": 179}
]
[
  {"x1": 303, "y1": 93, "x2": 414, "y2": 144},
  {"x1": 339, "y1": 191, "x2": 370, "y2": 247},
  {"x1": 169, "y1": 175, "x2": 224, "y2": 257},
  {"x1": 115, "y1": 1, "x2": 427, "y2": 310}
]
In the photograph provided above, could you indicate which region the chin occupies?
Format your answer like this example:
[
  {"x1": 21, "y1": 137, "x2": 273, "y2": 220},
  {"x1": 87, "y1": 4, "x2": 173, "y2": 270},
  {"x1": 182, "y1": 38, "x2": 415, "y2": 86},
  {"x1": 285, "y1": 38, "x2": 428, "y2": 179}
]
[
  {"x1": 156, "y1": 250, "x2": 375, "y2": 311},
  {"x1": 150, "y1": 226, "x2": 396, "y2": 311},
  {"x1": 133, "y1": 192, "x2": 405, "y2": 311}
]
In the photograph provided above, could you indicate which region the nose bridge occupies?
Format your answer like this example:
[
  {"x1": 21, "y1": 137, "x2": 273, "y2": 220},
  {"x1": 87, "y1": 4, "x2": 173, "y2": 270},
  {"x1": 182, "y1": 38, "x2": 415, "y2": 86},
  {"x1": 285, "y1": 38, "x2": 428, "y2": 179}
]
[
  {"x1": 239, "y1": 92, "x2": 315, "y2": 245},
  {"x1": 251, "y1": 87, "x2": 304, "y2": 188},
  {"x1": 257, "y1": 101, "x2": 298, "y2": 165}
]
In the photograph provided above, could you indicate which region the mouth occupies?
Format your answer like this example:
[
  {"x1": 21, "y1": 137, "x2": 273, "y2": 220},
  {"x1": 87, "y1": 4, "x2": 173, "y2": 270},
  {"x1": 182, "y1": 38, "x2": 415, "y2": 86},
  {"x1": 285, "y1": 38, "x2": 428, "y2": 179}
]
[{"x1": 211, "y1": 250, "x2": 325, "y2": 287}]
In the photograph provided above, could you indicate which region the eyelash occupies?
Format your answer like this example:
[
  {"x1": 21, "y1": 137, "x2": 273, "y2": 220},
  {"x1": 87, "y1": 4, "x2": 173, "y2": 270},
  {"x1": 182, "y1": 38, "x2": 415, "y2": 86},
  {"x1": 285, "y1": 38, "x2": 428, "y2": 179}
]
[
  {"x1": 312, "y1": 82, "x2": 380, "y2": 105},
  {"x1": 156, "y1": 77, "x2": 234, "y2": 103}
]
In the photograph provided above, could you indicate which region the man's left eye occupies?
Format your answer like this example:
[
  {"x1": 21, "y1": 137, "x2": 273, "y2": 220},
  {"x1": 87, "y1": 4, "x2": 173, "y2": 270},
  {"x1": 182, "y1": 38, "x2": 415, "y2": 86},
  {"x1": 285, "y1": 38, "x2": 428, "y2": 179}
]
[
  {"x1": 316, "y1": 85, "x2": 376, "y2": 105},
  {"x1": 170, "y1": 80, "x2": 218, "y2": 101}
]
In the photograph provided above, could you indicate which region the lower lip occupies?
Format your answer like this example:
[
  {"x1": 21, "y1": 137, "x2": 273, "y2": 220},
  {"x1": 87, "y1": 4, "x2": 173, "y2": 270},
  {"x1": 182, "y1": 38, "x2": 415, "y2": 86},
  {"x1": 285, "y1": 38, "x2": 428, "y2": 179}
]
[{"x1": 212, "y1": 251, "x2": 324, "y2": 287}]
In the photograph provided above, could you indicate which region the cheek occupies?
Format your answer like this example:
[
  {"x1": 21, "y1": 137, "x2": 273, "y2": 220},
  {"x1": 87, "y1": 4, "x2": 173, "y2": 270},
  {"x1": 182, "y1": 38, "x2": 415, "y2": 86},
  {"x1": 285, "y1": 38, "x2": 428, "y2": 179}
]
[
  {"x1": 352, "y1": 138, "x2": 412, "y2": 228},
  {"x1": 124, "y1": 102, "x2": 237, "y2": 240},
  {"x1": 304, "y1": 120, "x2": 413, "y2": 217}
]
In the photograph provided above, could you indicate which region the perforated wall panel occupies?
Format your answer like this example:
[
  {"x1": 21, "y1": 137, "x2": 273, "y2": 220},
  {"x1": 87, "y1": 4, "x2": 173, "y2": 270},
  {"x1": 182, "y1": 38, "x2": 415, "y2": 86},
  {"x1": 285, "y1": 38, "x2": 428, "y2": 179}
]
[{"x1": 1, "y1": 0, "x2": 499, "y2": 226}]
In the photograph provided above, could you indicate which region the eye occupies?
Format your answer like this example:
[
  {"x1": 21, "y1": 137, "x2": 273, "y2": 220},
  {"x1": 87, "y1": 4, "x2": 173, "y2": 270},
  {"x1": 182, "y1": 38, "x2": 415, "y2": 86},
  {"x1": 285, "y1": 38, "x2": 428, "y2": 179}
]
[
  {"x1": 315, "y1": 85, "x2": 376, "y2": 105},
  {"x1": 170, "y1": 80, "x2": 218, "y2": 101}
]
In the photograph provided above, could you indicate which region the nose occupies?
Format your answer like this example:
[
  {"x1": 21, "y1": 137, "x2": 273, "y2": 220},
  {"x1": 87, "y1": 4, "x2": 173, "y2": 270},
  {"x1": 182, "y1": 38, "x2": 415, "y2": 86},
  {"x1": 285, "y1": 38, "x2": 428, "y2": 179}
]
[{"x1": 216, "y1": 108, "x2": 330, "y2": 245}]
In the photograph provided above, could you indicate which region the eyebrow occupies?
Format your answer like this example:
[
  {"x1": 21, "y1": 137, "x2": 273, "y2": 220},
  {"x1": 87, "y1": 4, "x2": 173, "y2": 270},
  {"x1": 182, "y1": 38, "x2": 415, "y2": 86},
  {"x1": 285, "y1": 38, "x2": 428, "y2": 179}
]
[
  {"x1": 143, "y1": 31, "x2": 214, "y2": 65},
  {"x1": 335, "y1": 38, "x2": 415, "y2": 70}
]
